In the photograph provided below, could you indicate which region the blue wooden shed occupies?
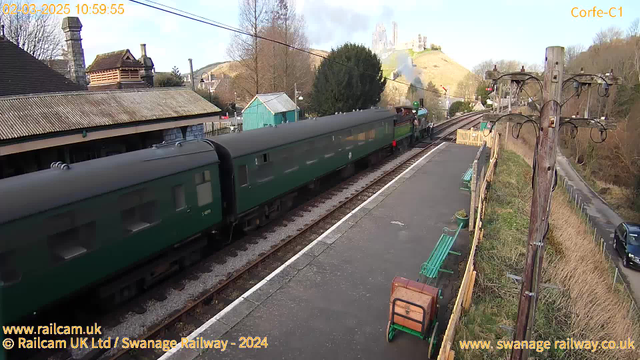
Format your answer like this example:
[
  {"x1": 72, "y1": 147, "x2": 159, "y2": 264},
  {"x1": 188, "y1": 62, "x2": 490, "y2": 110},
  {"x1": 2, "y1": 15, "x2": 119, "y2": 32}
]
[{"x1": 241, "y1": 92, "x2": 298, "y2": 131}]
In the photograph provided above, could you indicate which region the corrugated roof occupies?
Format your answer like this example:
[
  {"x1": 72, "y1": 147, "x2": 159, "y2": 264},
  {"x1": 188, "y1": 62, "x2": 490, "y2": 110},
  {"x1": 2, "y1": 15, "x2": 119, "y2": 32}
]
[
  {"x1": 86, "y1": 49, "x2": 144, "y2": 72},
  {"x1": 0, "y1": 88, "x2": 221, "y2": 141},
  {"x1": 243, "y1": 92, "x2": 298, "y2": 114},
  {"x1": 0, "y1": 37, "x2": 85, "y2": 96}
]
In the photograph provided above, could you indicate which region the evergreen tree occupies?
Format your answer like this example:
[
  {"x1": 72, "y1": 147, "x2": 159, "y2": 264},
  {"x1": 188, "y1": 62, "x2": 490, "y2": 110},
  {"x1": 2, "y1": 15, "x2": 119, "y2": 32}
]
[
  {"x1": 154, "y1": 66, "x2": 184, "y2": 87},
  {"x1": 310, "y1": 43, "x2": 386, "y2": 116}
]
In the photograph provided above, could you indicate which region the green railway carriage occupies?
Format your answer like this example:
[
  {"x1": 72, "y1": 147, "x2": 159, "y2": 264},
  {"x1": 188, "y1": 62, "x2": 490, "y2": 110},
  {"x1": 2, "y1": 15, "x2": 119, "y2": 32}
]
[
  {"x1": 209, "y1": 109, "x2": 396, "y2": 231},
  {"x1": 0, "y1": 141, "x2": 223, "y2": 325},
  {"x1": 0, "y1": 108, "x2": 410, "y2": 327}
]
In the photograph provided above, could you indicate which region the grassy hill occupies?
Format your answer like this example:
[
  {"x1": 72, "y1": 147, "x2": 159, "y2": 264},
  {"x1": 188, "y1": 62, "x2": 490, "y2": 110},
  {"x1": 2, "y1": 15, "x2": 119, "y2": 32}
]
[
  {"x1": 193, "y1": 48, "x2": 471, "y2": 108},
  {"x1": 309, "y1": 48, "x2": 329, "y2": 69},
  {"x1": 381, "y1": 50, "x2": 473, "y2": 102},
  {"x1": 199, "y1": 48, "x2": 329, "y2": 79}
]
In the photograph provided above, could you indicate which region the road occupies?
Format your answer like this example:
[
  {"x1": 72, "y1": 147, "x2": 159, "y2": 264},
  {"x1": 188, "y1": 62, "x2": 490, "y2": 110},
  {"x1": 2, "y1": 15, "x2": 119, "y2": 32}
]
[{"x1": 555, "y1": 154, "x2": 640, "y2": 305}]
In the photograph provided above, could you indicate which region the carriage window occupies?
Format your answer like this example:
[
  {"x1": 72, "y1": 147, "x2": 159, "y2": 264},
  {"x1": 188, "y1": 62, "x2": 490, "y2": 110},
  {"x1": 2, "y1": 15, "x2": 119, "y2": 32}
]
[
  {"x1": 46, "y1": 210, "x2": 97, "y2": 263},
  {"x1": 195, "y1": 170, "x2": 211, "y2": 185},
  {"x1": 238, "y1": 165, "x2": 248, "y2": 186},
  {"x1": 195, "y1": 171, "x2": 213, "y2": 206},
  {"x1": 344, "y1": 129, "x2": 354, "y2": 142},
  {"x1": 0, "y1": 250, "x2": 21, "y2": 285},
  {"x1": 119, "y1": 188, "x2": 159, "y2": 235},
  {"x1": 173, "y1": 185, "x2": 186, "y2": 210},
  {"x1": 367, "y1": 129, "x2": 376, "y2": 140},
  {"x1": 256, "y1": 153, "x2": 270, "y2": 165}
]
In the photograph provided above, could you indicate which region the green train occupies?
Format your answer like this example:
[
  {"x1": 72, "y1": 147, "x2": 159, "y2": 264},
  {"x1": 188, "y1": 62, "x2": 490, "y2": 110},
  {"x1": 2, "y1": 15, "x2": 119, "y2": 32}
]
[{"x1": 0, "y1": 108, "x2": 426, "y2": 326}]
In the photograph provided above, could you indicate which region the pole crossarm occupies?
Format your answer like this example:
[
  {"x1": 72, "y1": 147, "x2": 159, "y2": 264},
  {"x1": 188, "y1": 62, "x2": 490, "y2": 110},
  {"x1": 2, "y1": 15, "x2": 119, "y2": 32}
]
[
  {"x1": 563, "y1": 70, "x2": 622, "y2": 86},
  {"x1": 483, "y1": 113, "x2": 618, "y2": 130}
]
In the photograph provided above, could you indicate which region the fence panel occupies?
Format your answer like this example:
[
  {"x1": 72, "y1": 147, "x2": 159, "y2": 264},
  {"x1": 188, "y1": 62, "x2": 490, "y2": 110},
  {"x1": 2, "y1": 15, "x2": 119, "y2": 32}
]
[
  {"x1": 456, "y1": 129, "x2": 494, "y2": 147},
  {"x1": 437, "y1": 133, "x2": 500, "y2": 359}
]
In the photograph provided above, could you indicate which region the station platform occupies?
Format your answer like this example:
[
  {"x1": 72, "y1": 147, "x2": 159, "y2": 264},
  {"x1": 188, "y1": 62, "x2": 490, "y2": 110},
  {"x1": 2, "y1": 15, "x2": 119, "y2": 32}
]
[{"x1": 162, "y1": 142, "x2": 480, "y2": 360}]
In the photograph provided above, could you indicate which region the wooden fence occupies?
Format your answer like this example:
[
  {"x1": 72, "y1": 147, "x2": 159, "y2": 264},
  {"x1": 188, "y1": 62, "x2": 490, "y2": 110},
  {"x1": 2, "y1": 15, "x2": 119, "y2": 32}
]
[
  {"x1": 203, "y1": 121, "x2": 233, "y2": 133},
  {"x1": 437, "y1": 133, "x2": 500, "y2": 360},
  {"x1": 456, "y1": 129, "x2": 494, "y2": 147}
]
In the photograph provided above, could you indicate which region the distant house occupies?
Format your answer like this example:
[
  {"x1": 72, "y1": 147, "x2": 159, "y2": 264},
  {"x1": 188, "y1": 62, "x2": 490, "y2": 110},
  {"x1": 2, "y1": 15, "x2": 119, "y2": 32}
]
[
  {"x1": 472, "y1": 101, "x2": 485, "y2": 111},
  {"x1": 86, "y1": 45, "x2": 154, "y2": 90},
  {"x1": 242, "y1": 92, "x2": 298, "y2": 131}
]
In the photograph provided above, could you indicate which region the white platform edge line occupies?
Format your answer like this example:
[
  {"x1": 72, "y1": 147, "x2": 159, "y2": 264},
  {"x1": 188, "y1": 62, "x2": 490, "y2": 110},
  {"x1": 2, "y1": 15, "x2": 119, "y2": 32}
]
[{"x1": 157, "y1": 142, "x2": 446, "y2": 360}]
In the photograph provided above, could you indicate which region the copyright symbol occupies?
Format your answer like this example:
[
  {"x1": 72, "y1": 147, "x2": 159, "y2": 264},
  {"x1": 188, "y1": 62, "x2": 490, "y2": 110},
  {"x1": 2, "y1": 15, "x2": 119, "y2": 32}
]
[{"x1": 3, "y1": 338, "x2": 14, "y2": 350}]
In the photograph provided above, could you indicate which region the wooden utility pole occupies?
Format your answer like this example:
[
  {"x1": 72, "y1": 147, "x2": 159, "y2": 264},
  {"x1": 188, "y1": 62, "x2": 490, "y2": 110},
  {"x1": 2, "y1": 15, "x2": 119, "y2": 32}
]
[{"x1": 510, "y1": 46, "x2": 564, "y2": 360}]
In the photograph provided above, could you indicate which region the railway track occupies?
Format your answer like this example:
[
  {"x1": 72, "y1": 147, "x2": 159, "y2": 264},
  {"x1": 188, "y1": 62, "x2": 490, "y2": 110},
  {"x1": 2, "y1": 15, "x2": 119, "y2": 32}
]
[
  {"x1": 103, "y1": 111, "x2": 486, "y2": 360},
  {"x1": 6, "y1": 112, "x2": 485, "y2": 360}
]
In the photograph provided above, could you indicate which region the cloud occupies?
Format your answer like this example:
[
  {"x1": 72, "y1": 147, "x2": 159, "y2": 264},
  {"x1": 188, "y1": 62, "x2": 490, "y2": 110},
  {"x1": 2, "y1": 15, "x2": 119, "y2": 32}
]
[{"x1": 302, "y1": 1, "x2": 370, "y2": 47}]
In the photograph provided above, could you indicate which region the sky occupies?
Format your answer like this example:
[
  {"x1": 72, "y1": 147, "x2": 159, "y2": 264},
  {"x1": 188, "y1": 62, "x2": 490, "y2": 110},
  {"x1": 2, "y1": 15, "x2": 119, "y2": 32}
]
[{"x1": 27, "y1": 0, "x2": 640, "y2": 73}]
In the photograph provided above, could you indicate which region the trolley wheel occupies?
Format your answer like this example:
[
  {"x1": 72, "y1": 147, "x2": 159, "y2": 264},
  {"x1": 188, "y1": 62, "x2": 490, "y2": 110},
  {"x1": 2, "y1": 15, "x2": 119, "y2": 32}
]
[
  {"x1": 428, "y1": 321, "x2": 438, "y2": 358},
  {"x1": 386, "y1": 321, "x2": 395, "y2": 342}
]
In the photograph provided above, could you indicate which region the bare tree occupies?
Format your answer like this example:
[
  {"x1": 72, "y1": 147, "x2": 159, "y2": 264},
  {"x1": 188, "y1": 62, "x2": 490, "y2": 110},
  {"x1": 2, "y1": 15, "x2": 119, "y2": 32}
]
[
  {"x1": 627, "y1": 18, "x2": 639, "y2": 38},
  {"x1": 227, "y1": 0, "x2": 268, "y2": 99},
  {"x1": 261, "y1": 0, "x2": 311, "y2": 99},
  {"x1": 0, "y1": 0, "x2": 63, "y2": 59},
  {"x1": 593, "y1": 26, "x2": 623, "y2": 46},
  {"x1": 628, "y1": 18, "x2": 640, "y2": 84},
  {"x1": 472, "y1": 59, "x2": 522, "y2": 79},
  {"x1": 472, "y1": 59, "x2": 494, "y2": 79},
  {"x1": 455, "y1": 72, "x2": 479, "y2": 101},
  {"x1": 565, "y1": 44, "x2": 585, "y2": 71}
]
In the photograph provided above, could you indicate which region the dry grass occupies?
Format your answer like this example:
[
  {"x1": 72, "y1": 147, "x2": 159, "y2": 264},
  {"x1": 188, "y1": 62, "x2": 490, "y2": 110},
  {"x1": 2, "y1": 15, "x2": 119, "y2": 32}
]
[
  {"x1": 380, "y1": 50, "x2": 473, "y2": 99},
  {"x1": 508, "y1": 134, "x2": 640, "y2": 359},
  {"x1": 454, "y1": 131, "x2": 640, "y2": 359},
  {"x1": 455, "y1": 150, "x2": 572, "y2": 359},
  {"x1": 548, "y1": 191, "x2": 639, "y2": 359},
  {"x1": 594, "y1": 179, "x2": 640, "y2": 223}
]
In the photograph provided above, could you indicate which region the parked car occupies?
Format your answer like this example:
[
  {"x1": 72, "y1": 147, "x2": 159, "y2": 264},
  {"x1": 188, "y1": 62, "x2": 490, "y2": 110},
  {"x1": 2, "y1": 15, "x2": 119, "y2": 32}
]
[{"x1": 613, "y1": 222, "x2": 640, "y2": 268}]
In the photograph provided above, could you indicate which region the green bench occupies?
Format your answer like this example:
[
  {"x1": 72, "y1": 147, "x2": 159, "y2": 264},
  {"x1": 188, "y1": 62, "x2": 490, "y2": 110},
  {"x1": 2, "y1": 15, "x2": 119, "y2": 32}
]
[
  {"x1": 419, "y1": 224, "x2": 463, "y2": 283},
  {"x1": 460, "y1": 167, "x2": 473, "y2": 191}
]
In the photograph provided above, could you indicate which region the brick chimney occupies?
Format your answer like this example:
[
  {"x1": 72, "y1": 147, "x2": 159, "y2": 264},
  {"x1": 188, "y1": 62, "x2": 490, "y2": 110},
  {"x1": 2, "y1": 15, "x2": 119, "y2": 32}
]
[
  {"x1": 61, "y1": 17, "x2": 87, "y2": 87},
  {"x1": 138, "y1": 43, "x2": 155, "y2": 87}
]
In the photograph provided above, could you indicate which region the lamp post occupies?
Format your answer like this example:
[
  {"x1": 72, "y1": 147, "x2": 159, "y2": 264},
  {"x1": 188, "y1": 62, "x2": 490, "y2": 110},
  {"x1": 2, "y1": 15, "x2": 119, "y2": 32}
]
[
  {"x1": 294, "y1": 83, "x2": 303, "y2": 122},
  {"x1": 233, "y1": 91, "x2": 238, "y2": 127},
  {"x1": 199, "y1": 76, "x2": 212, "y2": 103}
]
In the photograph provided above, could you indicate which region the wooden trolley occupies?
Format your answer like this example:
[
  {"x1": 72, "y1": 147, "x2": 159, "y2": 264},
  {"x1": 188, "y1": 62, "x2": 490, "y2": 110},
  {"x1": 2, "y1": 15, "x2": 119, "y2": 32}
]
[{"x1": 386, "y1": 276, "x2": 439, "y2": 358}]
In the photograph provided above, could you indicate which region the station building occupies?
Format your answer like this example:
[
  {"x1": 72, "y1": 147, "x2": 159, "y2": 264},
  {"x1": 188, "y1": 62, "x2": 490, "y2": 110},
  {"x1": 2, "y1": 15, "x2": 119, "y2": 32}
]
[{"x1": 0, "y1": 16, "x2": 221, "y2": 179}]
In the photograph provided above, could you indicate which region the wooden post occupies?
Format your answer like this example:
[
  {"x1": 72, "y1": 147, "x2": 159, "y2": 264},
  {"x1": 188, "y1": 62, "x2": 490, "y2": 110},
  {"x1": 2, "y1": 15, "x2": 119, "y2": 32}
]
[
  {"x1": 463, "y1": 270, "x2": 477, "y2": 311},
  {"x1": 511, "y1": 46, "x2": 564, "y2": 360},
  {"x1": 470, "y1": 159, "x2": 478, "y2": 229}
]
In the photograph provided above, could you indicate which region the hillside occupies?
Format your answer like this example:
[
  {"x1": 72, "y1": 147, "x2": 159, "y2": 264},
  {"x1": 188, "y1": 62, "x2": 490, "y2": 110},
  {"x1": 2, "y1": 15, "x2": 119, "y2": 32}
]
[
  {"x1": 193, "y1": 61, "x2": 229, "y2": 78},
  {"x1": 309, "y1": 48, "x2": 329, "y2": 69},
  {"x1": 201, "y1": 48, "x2": 329, "y2": 78},
  {"x1": 207, "y1": 61, "x2": 244, "y2": 78},
  {"x1": 380, "y1": 50, "x2": 473, "y2": 104}
]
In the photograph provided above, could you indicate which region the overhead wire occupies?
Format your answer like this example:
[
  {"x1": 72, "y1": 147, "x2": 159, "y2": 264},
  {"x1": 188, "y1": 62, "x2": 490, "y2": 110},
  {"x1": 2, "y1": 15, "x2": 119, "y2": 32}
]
[{"x1": 128, "y1": 0, "x2": 449, "y2": 97}]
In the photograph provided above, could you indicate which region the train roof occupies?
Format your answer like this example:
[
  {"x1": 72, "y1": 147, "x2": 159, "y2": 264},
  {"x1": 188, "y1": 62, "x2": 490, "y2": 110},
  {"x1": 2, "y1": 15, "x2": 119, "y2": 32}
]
[
  {"x1": 0, "y1": 140, "x2": 218, "y2": 224},
  {"x1": 209, "y1": 108, "x2": 396, "y2": 158}
]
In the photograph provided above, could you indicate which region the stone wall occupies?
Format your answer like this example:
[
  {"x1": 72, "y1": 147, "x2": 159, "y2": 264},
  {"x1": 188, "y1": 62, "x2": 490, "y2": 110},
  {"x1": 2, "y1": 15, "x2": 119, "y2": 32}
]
[{"x1": 162, "y1": 124, "x2": 204, "y2": 142}]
